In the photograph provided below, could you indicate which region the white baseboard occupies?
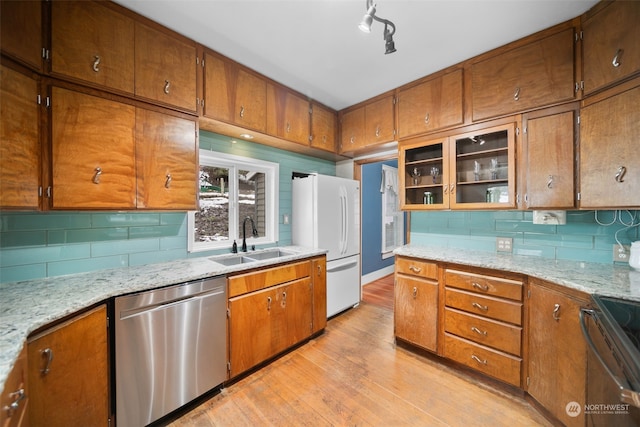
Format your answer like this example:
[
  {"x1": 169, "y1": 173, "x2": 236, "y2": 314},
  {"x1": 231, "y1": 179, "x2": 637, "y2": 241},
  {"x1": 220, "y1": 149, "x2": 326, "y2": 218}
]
[{"x1": 361, "y1": 264, "x2": 394, "y2": 286}]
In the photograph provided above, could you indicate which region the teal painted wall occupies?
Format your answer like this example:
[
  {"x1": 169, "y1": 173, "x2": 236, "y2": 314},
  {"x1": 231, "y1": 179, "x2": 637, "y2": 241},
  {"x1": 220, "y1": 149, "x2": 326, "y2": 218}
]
[
  {"x1": 0, "y1": 131, "x2": 335, "y2": 283},
  {"x1": 410, "y1": 210, "x2": 639, "y2": 264}
]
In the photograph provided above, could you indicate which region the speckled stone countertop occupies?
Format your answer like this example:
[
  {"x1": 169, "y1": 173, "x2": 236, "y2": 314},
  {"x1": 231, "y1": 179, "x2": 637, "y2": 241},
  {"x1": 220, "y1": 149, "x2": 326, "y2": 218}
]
[
  {"x1": 395, "y1": 244, "x2": 640, "y2": 302},
  {"x1": 0, "y1": 246, "x2": 326, "y2": 393}
]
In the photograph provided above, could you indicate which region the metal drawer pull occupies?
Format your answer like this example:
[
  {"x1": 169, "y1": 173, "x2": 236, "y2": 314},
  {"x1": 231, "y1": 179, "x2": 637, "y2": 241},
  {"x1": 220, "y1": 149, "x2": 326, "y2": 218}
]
[
  {"x1": 471, "y1": 326, "x2": 487, "y2": 336},
  {"x1": 267, "y1": 296, "x2": 272, "y2": 311},
  {"x1": 471, "y1": 354, "x2": 487, "y2": 365},
  {"x1": 409, "y1": 265, "x2": 422, "y2": 273},
  {"x1": 164, "y1": 80, "x2": 170, "y2": 94},
  {"x1": 615, "y1": 166, "x2": 626, "y2": 183},
  {"x1": 472, "y1": 282, "x2": 489, "y2": 292},
  {"x1": 3, "y1": 388, "x2": 25, "y2": 416},
  {"x1": 552, "y1": 303, "x2": 561, "y2": 320},
  {"x1": 282, "y1": 291, "x2": 287, "y2": 307},
  {"x1": 240, "y1": 106, "x2": 245, "y2": 118},
  {"x1": 612, "y1": 49, "x2": 623, "y2": 68},
  {"x1": 412, "y1": 286, "x2": 418, "y2": 298},
  {"x1": 93, "y1": 167, "x2": 102, "y2": 184},
  {"x1": 472, "y1": 302, "x2": 488, "y2": 311},
  {"x1": 513, "y1": 87, "x2": 520, "y2": 101},
  {"x1": 165, "y1": 174, "x2": 172, "y2": 189},
  {"x1": 547, "y1": 175, "x2": 554, "y2": 189},
  {"x1": 286, "y1": 122, "x2": 291, "y2": 133},
  {"x1": 41, "y1": 348, "x2": 53, "y2": 374},
  {"x1": 424, "y1": 113, "x2": 430, "y2": 124},
  {"x1": 92, "y1": 55, "x2": 101, "y2": 72}
]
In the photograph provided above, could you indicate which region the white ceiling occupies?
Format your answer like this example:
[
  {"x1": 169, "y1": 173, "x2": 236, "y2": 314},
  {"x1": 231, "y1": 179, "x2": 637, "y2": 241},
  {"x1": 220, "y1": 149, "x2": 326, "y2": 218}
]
[{"x1": 115, "y1": 0, "x2": 598, "y2": 111}]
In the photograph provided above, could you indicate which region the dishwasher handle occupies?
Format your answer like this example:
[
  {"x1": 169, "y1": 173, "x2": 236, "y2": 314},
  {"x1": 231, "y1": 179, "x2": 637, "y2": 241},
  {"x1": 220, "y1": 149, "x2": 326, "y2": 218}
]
[{"x1": 580, "y1": 308, "x2": 640, "y2": 409}]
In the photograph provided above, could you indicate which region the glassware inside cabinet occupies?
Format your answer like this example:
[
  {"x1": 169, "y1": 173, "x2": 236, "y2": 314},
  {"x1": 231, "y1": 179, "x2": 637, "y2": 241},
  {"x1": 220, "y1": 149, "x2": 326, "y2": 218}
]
[
  {"x1": 454, "y1": 129, "x2": 510, "y2": 204},
  {"x1": 404, "y1": 142, "x2": 444, "y2": 206}
]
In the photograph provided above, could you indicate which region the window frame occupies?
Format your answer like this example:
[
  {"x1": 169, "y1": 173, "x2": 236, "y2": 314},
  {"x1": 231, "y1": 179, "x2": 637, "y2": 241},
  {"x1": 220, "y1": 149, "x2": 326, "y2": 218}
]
[{"x1": 188, "y1": 150, "x2": 279, "y2": 253}]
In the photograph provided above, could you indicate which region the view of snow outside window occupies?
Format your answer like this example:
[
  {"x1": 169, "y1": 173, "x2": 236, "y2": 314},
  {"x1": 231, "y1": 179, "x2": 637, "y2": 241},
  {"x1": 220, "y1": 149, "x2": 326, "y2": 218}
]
[{"x1": 195, "y1": 165, "x2": 265, "y2": 243}]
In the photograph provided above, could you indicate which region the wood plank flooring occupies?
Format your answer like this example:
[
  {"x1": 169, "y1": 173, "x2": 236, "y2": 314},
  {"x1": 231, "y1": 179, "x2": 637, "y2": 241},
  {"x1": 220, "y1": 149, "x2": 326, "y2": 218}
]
[
  {"x1": 361, "y1": 274, "x2": 394, "y2": 310},
  {"x1": 169, "y1": 276, "x2": 551, "y2": 426}
]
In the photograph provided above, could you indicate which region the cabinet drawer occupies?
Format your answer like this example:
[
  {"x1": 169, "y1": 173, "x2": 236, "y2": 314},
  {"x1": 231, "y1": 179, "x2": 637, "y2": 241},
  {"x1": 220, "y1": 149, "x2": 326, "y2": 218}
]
[
  {"x1": 396, "y1": 257, "x2": 438, "y2": 280},
  {"x1": 0, "y1": 345, "x2": 28, "y2": 427},
  {"x1": 444, "y1": 307, "x2": 522, "y2": 356},
  {"x1": 228, "y1": 260, "x2": 311, "y2": 297},
  {"x1": 444, "y1": 333, "x2": 521, "y2": 387},
  {"x1": 445, "y1": 269, "x2": 522, "y2": 301},
  {"x1": 445, "y1": 288, "x2": 522, "y2": 325}
]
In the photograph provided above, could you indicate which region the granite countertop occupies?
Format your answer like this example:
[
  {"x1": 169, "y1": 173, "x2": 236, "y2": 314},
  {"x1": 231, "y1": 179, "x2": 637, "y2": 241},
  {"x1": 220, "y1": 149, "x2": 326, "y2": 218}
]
[
  {"x1": 0, "y1": 246, "x2": 326, "y2": 393},
  {"x1": 395, "y1": 244, "x2": 640, "y2": 302}
]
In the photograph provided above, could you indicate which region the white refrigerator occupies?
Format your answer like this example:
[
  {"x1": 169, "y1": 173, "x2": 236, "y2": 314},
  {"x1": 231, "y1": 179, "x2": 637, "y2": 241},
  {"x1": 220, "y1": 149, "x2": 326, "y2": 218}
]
[{"x1": 292, "y1": 173, "x2": 360, "y2": 317}]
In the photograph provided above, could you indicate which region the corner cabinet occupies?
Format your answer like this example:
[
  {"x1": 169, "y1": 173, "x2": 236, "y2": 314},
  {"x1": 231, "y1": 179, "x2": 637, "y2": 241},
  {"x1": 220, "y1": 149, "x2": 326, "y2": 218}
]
[
  {"x1": 27, "y1": 305, "x2": 110, "y2": 426},
  {"x1": 400, "y1": 122, "x2": 516, "y2": 210},
  {"x1": 579, "y1": 80, "x2": 640, "y2": 209},
  {"x1": 394, "y1": 257, "x2": 439, "y2": 352},
  {"x1": 527, "y1": 279, "x2": 587, "y2": 427}
]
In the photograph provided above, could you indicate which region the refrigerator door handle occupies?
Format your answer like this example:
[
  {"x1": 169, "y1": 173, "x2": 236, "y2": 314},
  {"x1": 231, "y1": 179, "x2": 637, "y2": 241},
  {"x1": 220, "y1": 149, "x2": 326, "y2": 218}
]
[{"x1": 326, "y1": 260, "x2": 358, "y2": 273}]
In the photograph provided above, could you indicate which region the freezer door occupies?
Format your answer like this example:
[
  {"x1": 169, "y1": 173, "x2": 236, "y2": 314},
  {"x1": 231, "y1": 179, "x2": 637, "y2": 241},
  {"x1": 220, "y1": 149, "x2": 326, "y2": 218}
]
[{"x1": 326, "y1": 254, "x2": 360, "y2": 317}]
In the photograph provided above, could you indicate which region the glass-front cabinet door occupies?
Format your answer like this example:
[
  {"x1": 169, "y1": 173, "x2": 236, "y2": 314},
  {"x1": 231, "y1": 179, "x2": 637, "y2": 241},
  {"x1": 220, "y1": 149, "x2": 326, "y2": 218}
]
[
  {"x1": 400, "y1": 137, "x2": 449, "y2": 209},
  {"x1": 399, "y1": 122, "x2": 516, "y2": 210},
  {"x1": 449, "y1": 123, "x2": 516, "y2": 209}
]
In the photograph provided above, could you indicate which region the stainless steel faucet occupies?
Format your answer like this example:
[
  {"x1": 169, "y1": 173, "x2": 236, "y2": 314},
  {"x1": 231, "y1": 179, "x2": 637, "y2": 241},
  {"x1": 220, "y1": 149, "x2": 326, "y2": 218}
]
[{"x1": 242, "y1": 216, "x2": 259, "y2": 252}]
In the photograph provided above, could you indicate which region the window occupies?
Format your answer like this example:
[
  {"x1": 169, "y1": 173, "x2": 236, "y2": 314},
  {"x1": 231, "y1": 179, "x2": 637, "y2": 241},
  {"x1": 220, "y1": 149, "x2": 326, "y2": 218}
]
[{"x1": 188, "y1": 150, "x2": 279, "y2": 252}]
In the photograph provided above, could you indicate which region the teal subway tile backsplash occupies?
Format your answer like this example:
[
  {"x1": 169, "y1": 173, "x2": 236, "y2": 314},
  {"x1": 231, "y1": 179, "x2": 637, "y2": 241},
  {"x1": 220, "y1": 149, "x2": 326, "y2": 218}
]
[{"x1": 47, "y1": 255, "x2": 129, "y2": 277}]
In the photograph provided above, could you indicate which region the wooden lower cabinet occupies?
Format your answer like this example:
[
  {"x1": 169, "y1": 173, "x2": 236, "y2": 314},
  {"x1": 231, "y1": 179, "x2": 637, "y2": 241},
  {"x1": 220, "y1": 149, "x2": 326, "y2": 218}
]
[
  {"x1": 227, "y1": 257, "x2": 326, "y2": 379},
  {"x1": 27, "y1": 305, "x2": 109, "y2": 427},
  {"x1": 527, "y1": 279, "x2": 587, "y2": 427},
  {"x1": 0, "y1": 345, "x2": 28, "y2": 427}
]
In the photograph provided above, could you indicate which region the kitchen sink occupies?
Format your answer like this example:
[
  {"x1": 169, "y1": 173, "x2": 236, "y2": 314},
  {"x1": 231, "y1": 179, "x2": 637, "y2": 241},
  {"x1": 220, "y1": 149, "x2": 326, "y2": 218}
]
[{"x1": 209, "y1": 248, "x2": 297, "y2": 266}]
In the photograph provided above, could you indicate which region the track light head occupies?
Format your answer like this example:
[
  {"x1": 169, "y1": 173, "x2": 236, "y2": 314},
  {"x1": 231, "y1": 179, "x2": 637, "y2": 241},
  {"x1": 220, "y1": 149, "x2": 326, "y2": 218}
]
[{"x1": 358, "y1": 0, "x2": 397, "y2": 54}]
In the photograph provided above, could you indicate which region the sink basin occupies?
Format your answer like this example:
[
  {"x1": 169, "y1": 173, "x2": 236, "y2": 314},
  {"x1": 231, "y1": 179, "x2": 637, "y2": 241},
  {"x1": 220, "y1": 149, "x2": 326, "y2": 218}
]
[{"x1": 209, "y1": 248, "x2": 296, "y2": 266}]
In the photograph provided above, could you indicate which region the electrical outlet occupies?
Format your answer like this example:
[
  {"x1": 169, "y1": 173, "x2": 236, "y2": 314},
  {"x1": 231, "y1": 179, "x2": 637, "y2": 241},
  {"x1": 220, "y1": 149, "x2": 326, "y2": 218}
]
[
  {"x1": 613, "y1": 244, "x2": 630, "y2": 262},
  {"x1": 497, "y1": 237, "x2": 513, "y2": 253}
]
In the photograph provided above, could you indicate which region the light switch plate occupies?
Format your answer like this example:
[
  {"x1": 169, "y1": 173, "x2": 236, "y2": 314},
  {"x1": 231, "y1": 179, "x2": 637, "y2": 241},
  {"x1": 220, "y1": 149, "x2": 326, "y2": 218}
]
[
  {"x1": 613, "y1": 244, "x2": 630, "y2": 262},
  {"x1": 497, "y1": 237, "x2": 513, "y2": 253}
]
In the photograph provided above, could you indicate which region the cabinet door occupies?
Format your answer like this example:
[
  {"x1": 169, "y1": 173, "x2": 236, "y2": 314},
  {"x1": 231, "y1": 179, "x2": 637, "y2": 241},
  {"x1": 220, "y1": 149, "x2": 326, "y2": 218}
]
[
  {"x1": 51, "y1": 87, "x2": 136, "y2": 209},
  {"x1": 582, "y1": 1, "x2": 640, "y2": 95},
  {"x1": 397, "y1": 69, "x2": 464, "y2": 138},
  {"x1": 472, "y1": 28, "x2": 575, "y2": 121},
  {"x1": 0, "y1": 64, "x2": 41, "y2": 209},
  {"x1": 0, "y1": 345, "x2": 28, "y2": 427},
  {"x1": 521, "y1": 107, "x2": 576, "y2": 209},
  {"x1": 135, "y1": 22, "x2": 197, "y2": 112},
  {"x1": 310, "y1": 102, "x2": 337, "y2": 152},
  {"x1": 394, "y1": 275, "x2": 438, "y2": 352},
  {"x1": 0, "y1": 0, "x2": 42, "y2": 71},
  {"x1": 365, "y1": 95, "x2": 395, "y2": 146},
  {"x1": 28, "y1": 305, "x2": 109, "y2": 427},
  {"x1": 135, "y1": 109, "x2": 197, "y2": 209},
  {"x1": 449, "y1": 123, "x2": 516, "y2": 209},
  {"x1": 399, "y1": 137, "x2": 449, "y2": 210},
  {"x1": 311, "y1": 256, "x2": 327, "y2": 334},
  {"x1": 528, "y1": 283, "x2": 586, "y2": 427},
  {"x1": 339, "y1": 106, "x2": 365, "y2": 153},
  {"x1": 51, "y1": 1, "x2": 135, "y2": 94},
  {"x1": 579, "y1": 83, "x2": 640, "y2": 208},
  {"x1": 280, "y1": 278, "x2": 313, "y2": 350},
  {"x1": 267, "y1": 85, "x2": 310, "y2": 145}
]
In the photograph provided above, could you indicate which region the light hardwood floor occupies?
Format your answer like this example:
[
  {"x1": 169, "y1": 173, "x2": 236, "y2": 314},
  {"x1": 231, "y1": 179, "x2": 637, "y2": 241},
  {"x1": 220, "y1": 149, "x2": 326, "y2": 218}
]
[{"x1": 169, "y1": 276, "x2": 551, "y2": 426}]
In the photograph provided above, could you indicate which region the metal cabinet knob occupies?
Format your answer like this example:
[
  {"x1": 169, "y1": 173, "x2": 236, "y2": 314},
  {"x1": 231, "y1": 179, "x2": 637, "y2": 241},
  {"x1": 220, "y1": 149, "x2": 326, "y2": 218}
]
[
  {"x1": 165, "y1": 174, "x2": 172, "y2": 189},
  {"x1": 92, "y1": 55, "x2": 101, "y2": 72},
  {"x1": 514, "y1": 87, "x2": 521, "y2": 101},
  {"x1": 553, "y1": 303, "x2": 561, "y2": 320},
  {"x1": 164, "y1": 80, "x2": 170, "y2": 94},
  {"x1": 615, "y1": 166, "x2": 627, "y2": 183},
  {"x1": 41, "y1": 348, "x2": 53, "y2": 374},
  {"x1": 93, "y1": 167, "x2": 102, "y2": 184},
  {"x1": 612, "y1": 49, "x2": 623, "y2": 68}
]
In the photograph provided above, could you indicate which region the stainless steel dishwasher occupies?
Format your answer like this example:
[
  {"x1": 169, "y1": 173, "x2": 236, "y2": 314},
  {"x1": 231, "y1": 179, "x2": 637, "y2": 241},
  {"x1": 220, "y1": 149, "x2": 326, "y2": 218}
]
[{"x1": 115, "y1": 276, "x2": 226, "y2": 427}]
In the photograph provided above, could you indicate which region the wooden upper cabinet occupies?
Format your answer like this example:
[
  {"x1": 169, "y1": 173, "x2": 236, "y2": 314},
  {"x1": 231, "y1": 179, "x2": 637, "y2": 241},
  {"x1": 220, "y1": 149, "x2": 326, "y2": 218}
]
[
  {"x1": 397, "y1": 69, "x2": 464, "y2": 139},
  {"x1": 135, "y1": 22, "x2": 197, "y2": 112},
  {"x1": 267, "y1": 84, "x2": 310, "y2": 145},
  {"x1": 203, "y1": 51, "x2": 267, "y2": 132},
  {"x1": 582, "y1": 1, "x2": 640, "y2": 95},
  {"x1": 51, "y1": 86, "x2": 136, "y2": 209},
  {"x1": 579, "y1": 81, "x2": 640, "y2": 209},
  {"x1": 0, "y1": 63, "x2": 41, "y2": 210},
  {"x1": 471, "y1": 27, "x2": 576, "y2": 121},
  {"x1": 51, "y1": 0, "x2": 135, "y2": 95},
  {"x1": 519, "y1": 105, "x2": 577, "y2": 210},
  {"x1": 310, "y1": 102, "x2": 337, "y2": 152},
  {"x1": 0, "y1": 0, "x2": 43, "y2": 72},
  {"x1": 135, "y1": 109, "x2": 197, "y2": 210},
  {"x1": 364, "y1": 94, "x2": 395, "y2": 145},
  {"x1": 339, "y1": 106, "x2": 365, "y2": 153}
]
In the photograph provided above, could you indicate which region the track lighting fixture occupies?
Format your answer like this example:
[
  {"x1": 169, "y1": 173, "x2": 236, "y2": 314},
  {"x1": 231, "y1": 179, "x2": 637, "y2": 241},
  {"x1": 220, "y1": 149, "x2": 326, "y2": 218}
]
[{"x1": 358, "y1": 0, "x2": 397, "y2": 54}]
